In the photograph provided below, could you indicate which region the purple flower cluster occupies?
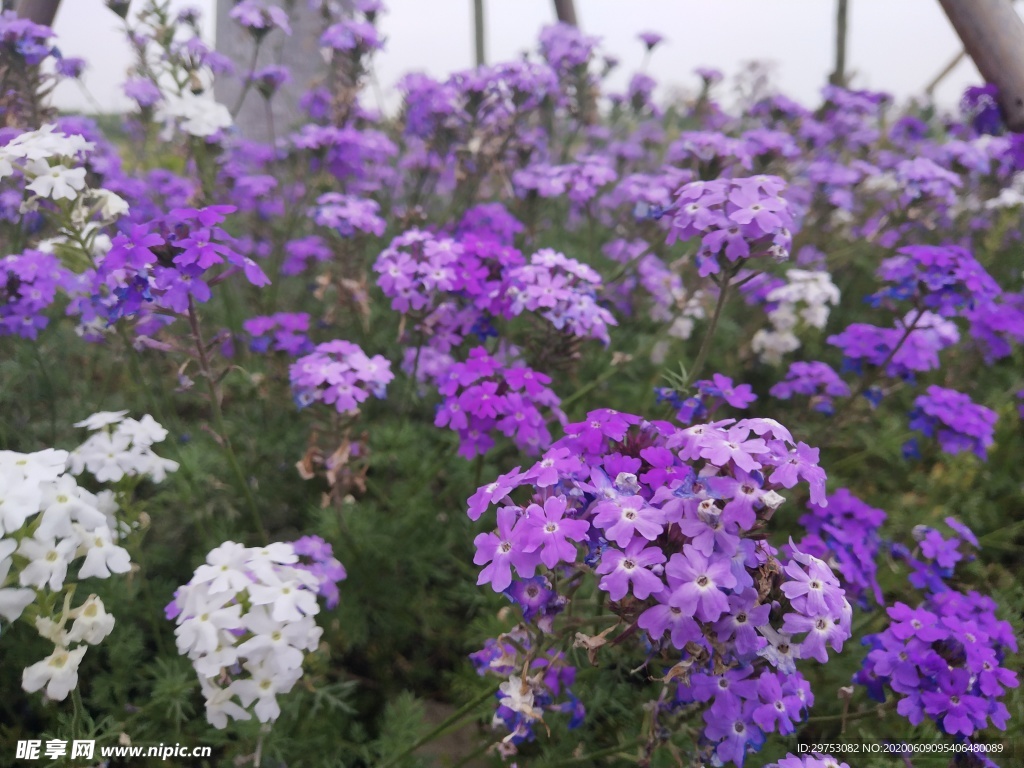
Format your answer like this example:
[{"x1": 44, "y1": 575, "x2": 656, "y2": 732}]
[
  {"x1": 828, "y1": 311, "x2": 960, "y2": 382},
  {"x1": 794, "y1": 488, "x2": 886, "y2": 606},
  {"x1": 374, "y1": 229, "x2": 520, "y2": 344},
  {"x1": 858, "y1": 589, "x2": 1018, "y2": 737},
  {"x1": 769, "y1": 361, "x2": 851, "y2": 415},
  {"x1": 432, "y1": 347, "x2": 564, "y2": 458},
  {"x1": 667, "y1": 373, "x2": 757, "y2": 425},
  {"x1": 311, "y1": 193, "x2": 385, "y2": 238},
  {"x1": 470, "y1": 629, "x2": 583, "y2": 750},
  {"x1": 291, "y1": 535, "x2": 347, "y2": 609},
  {"x1": 468, "y1": 409, "x2": 845, "y2": 766},
  {"x1": 289, "y1": 340, "x2": 393, "y2": 414},
  {"x1": 873, "y1": 244, "x2": 1000, "y2": 317},
  {"x1": 908, "y1": 385, "x2": 997, "y2": 459},
  {"x1": 668, "y1": 176, "x2": 795, "y2": 278},
  {"x1": 503, "y1": 248, "x2": 616, "y2": 344},
  {"x1": 242, "y1": 312, "x2": 312, "y2": 355},
  {"x1": 95, "y1": 206, "x2": 269, "y2": 322},
  {"x1": 0, "y1": 250, "x2": 68, "y2": 339},
  {"x1": 674, "y1": 668, "x2": 813, "y2": 765}
]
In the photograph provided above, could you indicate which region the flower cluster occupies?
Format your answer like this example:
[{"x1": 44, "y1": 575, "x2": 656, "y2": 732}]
[
  {"x1": 502, "y1": 248, "x2": 616, "y2": 344},
  {"x1": 664, "y1": 373, "x2": 757, "y2": 425},
  {"x1": 168, "y1": 540, "x2": 329, "y2": 727},
  {"x1": 793, "y1": 489, "x2": 886, "y2": 607},
  {"x1": 828, "y1": 310, "x2": 960, "y2": 382},
  {"x1": 291, "y1": 535, "x2": 347, "y2": 609},
  {"x1": 94, "y1": 205, "x2": 269, "y2": 325},
  {"x1": 68, "y1": 409, "x2": 179, "y2": 483},
  {"x1": 752, "y1": 269, "x2": 840, "y2": 365},
  {"x1": 470, "y1": 628, "x2": 583, "y2": 752},
  {"x1": 669, "y1": 176, "x2": 795, "y2": 277},
  {"x1": 468, "y1": 409, "x2": 847, "y2": 765},
  {"x1": 1, "y1": 249, "x2": 68, "y2": 339},
  {"x1": 769, "y1": 361, "x2": 850, "y2": 415},
  {"x1": 0, "y1": 414, "x2": 171, "y2": 701},
  {"x1": 872, "y1": 244, "x2": 1000, "y2": 317},
  {"x1": 858, "y1": 586, "x2": 1018, "y2": 738},
  {"x1": 432, "y1": 346, "x2": 564, "y2": 458},
  {"x1": 907, "y1": 385, "x2": 997, "y2": 459},
  {"x1": 243, "y1": 312, "x2": 313, "y2": 355},
  {"x1": 290, "y1": 339, "x2": 393, "y2": 414}
]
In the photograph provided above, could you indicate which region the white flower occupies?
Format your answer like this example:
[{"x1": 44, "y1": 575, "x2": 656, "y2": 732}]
[
  {"x1": 201, "y1": 680, "x2": 252, "y2": 729},
  {"x1": 6, "y1": 125, "x2": 94, "y2": 160},
  {"x1": 22, "y1": 645, "x2": 88, "y2": 701},
  {"x1": 248, "y1": 579, "x2": 318, "y2": 623},
  {"x1": 157, "y1": 93, "x2": 233, "y2": 138},
  {"x1": 18, "y1": 536, "x2": 77, "y2": 590},
  {"x1": 0, "y1": 472, "x2": 43, "y2": 535},
  {"x1": 237, "y1": 606, "x2": 319, "y2": 671},
  {"x1": 73, "y1": 410, "x2": 129, "y2": 430},
  {"x1": 36, "y1": 474, "x2": 108, "y2": 540},
  {"x1": 90, "y1": 189, "x2": 130, "y2": 220},
  {"x1": 65, "y1": 593, "x2": 116, "y2": 643},
  {"x1": 175, "y1": 594, "x2": 243, "y2": 657},
  {"x1": 192, "y1": 638, "x2": 241, "y2": 678},
  {"x1": 118, "y1": 415, "x2": 168, "y2": 447},
  {"x1": 0, "y1": 587, "x2": 37, "y2": 623},
  {"x1": 0, "y1": 540, "x2": 35, "y2": 622},
  {"x1": 498, "y1": 675, "x2": 543, "y2": 720},
  {"x1": 191, "y1": 542, "x2": 253, "y2": 595},
  {"x1": 76, "y1": 526, "x2": 131, "y2": 580},
  {"x1": 25, "y1": 163, "x2": 88, "y2": 201},
  {"x1": 233, "y1": 659, "x2": 302, "y2": 723}
]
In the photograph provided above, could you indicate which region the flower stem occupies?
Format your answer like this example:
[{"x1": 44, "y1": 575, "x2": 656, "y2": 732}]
[
  {"x1": 187, "y1": 297, "x2": 268, "y2": 543},
  {"x1": 685, "y1": 277, "x2": 731, "y2": 388},
  {"x1": 377, "y1": 687, "x2": 495, "y2": 768},
  {"x1": 552, "y1": 736, "x2": 644, "y2": 765}
]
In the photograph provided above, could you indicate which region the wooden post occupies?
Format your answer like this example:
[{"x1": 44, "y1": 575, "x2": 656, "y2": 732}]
[
  {"x1": 829, "y1": 0, "x2": 849, "y2": 86},
  {"x1": 553, "y1": 0, "x2": 577, "y2": 26},
  {"x1": 473, "y1": 0, "x2": 485, "y2": 67},
  {"x1": 937, "y1": 0, "x2": 1024, "y2": 130},
  {"x1": 15, "y1": 0, "x2": 61, "y2": 25}
]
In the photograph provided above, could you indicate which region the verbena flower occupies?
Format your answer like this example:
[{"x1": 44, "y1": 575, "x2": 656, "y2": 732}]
[
  {"x1": 467, "y1": 409, "x2": 843, "y2": 764},
  {"x1": 668, "y1": 176, "x2": 795, "y2": 278},
  {"x1": 169, "y1": 540, "x2": 331, "y2": 727},
  {"x1": 908, "y1": 385, "x2": 997, "y2": 459}
]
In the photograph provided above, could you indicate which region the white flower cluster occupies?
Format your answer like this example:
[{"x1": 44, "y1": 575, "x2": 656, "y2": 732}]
[
  {"x1": 985, "y1": 172, "x2": 1024, "y2": 210},
  {"x1": 752, "y1": 269, "x2": 840, "y2": 365},
  {"x1": 68, "y1": 410, "x2": 180, "y2": 484},
  {"x1": 0, "y1": 441, "x2": 133, "y2": 700},
  {"x1": 0, "y1": 125, "x2": 127, "y2": 214},
  {"x1": 169, "y1": 541, "x2": 324, "y2": 728},
  {"x1": 156, "y1": 92, "x2": 233, "y2": 139}
]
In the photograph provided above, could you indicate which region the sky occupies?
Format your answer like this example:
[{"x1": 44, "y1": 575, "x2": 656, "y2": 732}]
[{"x1": 50, "y1": 0, "x2": 986, "y2": 116}]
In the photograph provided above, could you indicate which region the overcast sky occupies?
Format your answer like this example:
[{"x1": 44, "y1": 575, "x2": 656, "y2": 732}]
[{"x1": 52, "y1": 0, "x2": 985, "y2": 116}]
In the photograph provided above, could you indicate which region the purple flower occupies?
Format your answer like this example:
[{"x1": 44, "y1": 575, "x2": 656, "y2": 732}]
[
  {"x1": 665, "y1": 544, "x2": 737, "y2": 623},
  {"x1": 595, "y1": 538, "x2": 666, "y2": 600},
  {"x1": 521, "y1": 495, "x2": 589, "y2": 568},
  {"x1": 473, "y1": 506, "x2": 538, "y2": 592}
]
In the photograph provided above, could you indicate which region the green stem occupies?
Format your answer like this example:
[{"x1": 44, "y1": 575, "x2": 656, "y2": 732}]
[
  {"x1": 187, "y1": 298, "x2": 268, "y2": 543},
  {"x1": 552, "y1": 737, "x2": 643, "y2": 765},
  {"x1": 377, "y1": 687, "x2": 495, "y2": 768},
  {"x1": 684, "y1": 277, "x2": 731, "y2": 387}
]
